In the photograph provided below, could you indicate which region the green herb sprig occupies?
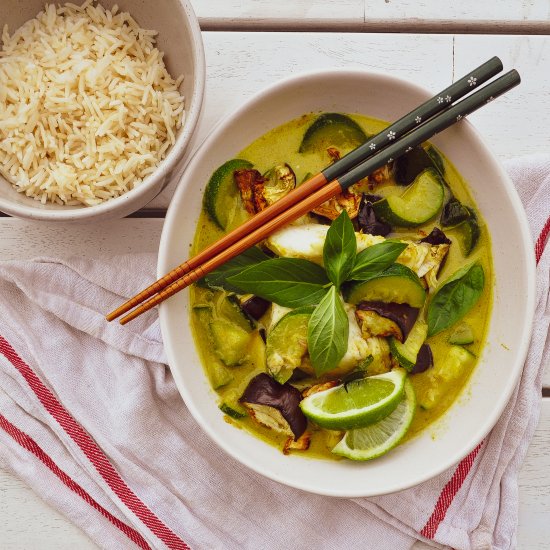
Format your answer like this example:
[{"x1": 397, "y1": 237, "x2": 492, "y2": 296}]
[{"x1": 209, "y1": 212, "x2": 407, "y2": 376}]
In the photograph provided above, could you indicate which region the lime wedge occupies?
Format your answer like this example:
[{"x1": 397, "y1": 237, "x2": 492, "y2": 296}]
[
  {"x1": 332, "y1": 379, "x2": 416, "y2": 461},
  {"x1": 300, "y1": 369, "x2": 406, "y2": 430}
]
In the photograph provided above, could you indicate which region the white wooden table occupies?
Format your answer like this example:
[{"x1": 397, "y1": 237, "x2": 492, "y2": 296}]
[{"x1": 1, "y1": 2, "x2": 549, "y2": 548}]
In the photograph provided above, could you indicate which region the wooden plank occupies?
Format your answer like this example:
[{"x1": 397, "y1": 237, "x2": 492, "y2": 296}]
[
  {"x1": 195, "y1": 0, "x2": 363, "y2": 29},
  {"x1": 0, "y1": 470, "x2": 97, "y2": 549},
  {"x1": 518, "y1": 398, "x2": 550, "y2": 549},
  {"x1": 361, "y1": 1, "x2": 550, "y2": 34},
  {"x1": 0, "y1": 218, "x2": 163, "y2": 261},
  {"x1": 454, "y1": 35, "x2": 550, "y2": 161},
  {"x1": 191, "y1": 0, "x2": 550, "y2": 33}
]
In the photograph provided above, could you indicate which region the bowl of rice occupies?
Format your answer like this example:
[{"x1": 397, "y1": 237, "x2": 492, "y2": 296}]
[{"x1": 0, "y1": 0, "x2": 205, "y2": 221}]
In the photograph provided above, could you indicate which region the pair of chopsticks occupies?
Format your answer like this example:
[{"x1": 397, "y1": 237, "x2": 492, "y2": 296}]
[{"x1": 107, "y1": 57, "x2": 520, "y2": 325}]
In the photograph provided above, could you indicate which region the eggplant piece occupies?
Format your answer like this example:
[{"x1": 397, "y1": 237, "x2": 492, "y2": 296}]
[
  {"x1": 312, "y1": 188, "x2": 361, "y2": 220},
  {"x1": 440, "y1": 197, "x2": 471, "y2": 227},
  {"x1": 234, "y1": 168, "x2": 265, "y2": 215},
  {"x1": 394, "y1": 146, "x2": 436, "y2": 185},
  {"x1": 288, "y1": 368, "x2": 311, "y2": 383},
  {"x1": 235, "y1": 165, "x2": 296, "y2": 215},
  {"x1": 238, "y1": 295, "x2": 271, "y2": 321},
  {"x1": 357, "y1": 194, "x2": 392, "y2": 236},
  {"x1": 283, "y1": 432, "x2": 311, "y2": 455},
  {"x1": 420, "y1": 227, "x2": 452, "y2": 246},
  {"x1": 261, "y1": 164, "x2": 296, "y2": 209},
  {"x1": 410, "y1": 344, "x2": 434, "y2": 374},
  {"x1": 240, "y1": 373, "x2": 307, "y2": 439},
  {"x1": 356, "y1": 301, "x2": 419, "y2": 341}
]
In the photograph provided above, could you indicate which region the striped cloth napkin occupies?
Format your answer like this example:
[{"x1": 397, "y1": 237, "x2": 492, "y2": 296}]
[{"x1": 0, "y1": 155, "x2": 548, "y2": 550}]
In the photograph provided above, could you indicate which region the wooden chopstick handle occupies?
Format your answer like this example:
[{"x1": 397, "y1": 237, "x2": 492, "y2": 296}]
[
  {"x1": 119, "y1": 265, "x2": 207, "y2": 324},
  {"x1": 119, "y1": 179, "x2": 344, "y2": 324},
  {"x1": 106, "y1": 262, "x2": 192, "y2": 321},
  {"x1": 106, "y1": 172, "x2": 328, "y2": 321}
]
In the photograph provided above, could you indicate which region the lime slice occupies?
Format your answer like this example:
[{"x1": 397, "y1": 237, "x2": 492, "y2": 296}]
[
  {"x1": 332, "y1": 379, "x2": 416, "y2": 461},
  {"x1": 300, "y1": 368, "x2": 406, "y2": 430}
]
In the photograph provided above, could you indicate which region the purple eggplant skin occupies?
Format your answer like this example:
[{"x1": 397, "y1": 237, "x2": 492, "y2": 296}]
[
  {"x1": 410, "y1": 344, "x2": 434, "y2": 374},
  {"x1": 239, "y1": 373, "x2": 307, "y2": 439},
  {"x1": 420, "y1": 227, "x2": 452, "y2": 246},
  {"x1": 357, "y1": 195, "x2": 392, "y2": 237},
  {"x1": 240, "y1": 296, "x2": 270, "y2": 320},
  {"x1": 356, "y1": 301, "x2": 419, "y2": 341},
  {"x1": 394, "y1": 146, "x2": 436, "y2": 185}
]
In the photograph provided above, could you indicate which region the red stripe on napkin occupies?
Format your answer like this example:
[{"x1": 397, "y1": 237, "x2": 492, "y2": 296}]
[
  {"x1": 421, "y1": 215, "x2": 550, "y2": 539},
  {"x1": 0, "y1": 335, "x2": 190, "y2": 550},
  {"x1": 0, "y1": 414, "x2": 151, "y2": 549},
  {"x1": 420, "y1": 442, "x2": 483, "y2": 539},
  {"x1": 536, "y1": 216, "x2": 550, "y2": 263}
]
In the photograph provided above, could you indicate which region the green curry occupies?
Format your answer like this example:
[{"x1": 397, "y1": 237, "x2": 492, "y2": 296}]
[{"x1": 189, "y1": 112, "x2": 492, "y2": 461}]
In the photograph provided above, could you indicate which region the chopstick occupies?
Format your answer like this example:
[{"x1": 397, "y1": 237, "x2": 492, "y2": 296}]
[
  {"x1": 109, "y1": 65, "x2": 520, "y2": 325},
  {"x1": 107, "y1": 57, "x2": 503, "y2": 323}
]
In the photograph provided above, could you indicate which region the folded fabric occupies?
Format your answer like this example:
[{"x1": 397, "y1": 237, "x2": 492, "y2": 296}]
[{"x1": 0, "y1": 156, "x2": 548, "y2": 550}]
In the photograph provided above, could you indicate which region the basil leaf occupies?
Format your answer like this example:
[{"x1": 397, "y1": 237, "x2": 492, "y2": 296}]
[
  {"x1": 199, "y1": 246, "x2": 270, "y2": 293},
  {"x1": 349, "y1": 241, "x2": 408, "y2": 281},
  {"x1": 323, "y1": 210, "x2": 357, "y2": 288},
  {"x1": 307, "y1": 286, "x2": 349, "y2": 377},
  {"x1": 227, "y1": 258, "x2": 330, "y2": 308},
  {"x1": 427, "y1": 263, "x2": 485, "y2": 336}
]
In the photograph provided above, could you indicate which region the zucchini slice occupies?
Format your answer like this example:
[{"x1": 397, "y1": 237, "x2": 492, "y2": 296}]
[
  {"x1": 299, "y1": 113, "x2": 368, "y2": 154},
  {"x1": 210, "y1": 319, "x2": 251, "y2": 367},
  {"x1": 219, "y1": 403, "x2": 247, "y2": 419},
  {"x1": 373, "y1": 168, "x2": 445, "y2": 227},
  {"x1": 417, "y1": 346, "x2": 475, "y2": 409},
  {"x1": 449, "y1": 322, "x2": 475, "y2": 345},
  {"x1": 426, "y1": 145, "x2": 445, "y2": 176},
  {"x1": 454, "y1": 213, "x2": 481, "y2": 257},
  {"x1": 204, "y1": 158, "x2": 253, "y2": 229},
  {"x1": 266, "y1": 307, "x2": 314, "y2": 383},
  {"x1": 344, "y1": 264, "x2": 426, "y2": 308},
  {"x1": 389, "y1": 319, "x2": 428, "y2": 372}
]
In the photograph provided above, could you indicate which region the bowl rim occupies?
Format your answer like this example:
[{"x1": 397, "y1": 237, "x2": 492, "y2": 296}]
[
  {"x1": 0, "y1": 0, "x2": 206, "y2": 221},
  {"x1": 158, "y1": 67, "x2": 536, "y2": 496}
]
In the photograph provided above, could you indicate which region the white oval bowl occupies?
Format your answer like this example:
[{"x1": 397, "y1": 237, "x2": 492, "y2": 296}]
[
  {"x1": 0, "y1": 0, "x2": 205, "y2": 222},
  {"x1": 159, "y1": 69, "x2": 536, "y2": 497}
]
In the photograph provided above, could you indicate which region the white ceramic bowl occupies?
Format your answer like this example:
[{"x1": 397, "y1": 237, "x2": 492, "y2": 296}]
[
  {"x1": 159, "y1": 69, "x2": 536, "y2": 497},
  {"x1": 0, "y1": 0, "x2": 205, "y2": 222}
]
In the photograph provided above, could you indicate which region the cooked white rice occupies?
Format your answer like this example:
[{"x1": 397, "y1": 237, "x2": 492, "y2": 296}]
[{"x1": 0, "y1": 1, "x2": 185, "y2": 206}]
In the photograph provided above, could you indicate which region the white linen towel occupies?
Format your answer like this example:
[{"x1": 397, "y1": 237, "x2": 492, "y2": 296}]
[{"x1": 0, "y1": 156, "x2": 548, "y2": 550}]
